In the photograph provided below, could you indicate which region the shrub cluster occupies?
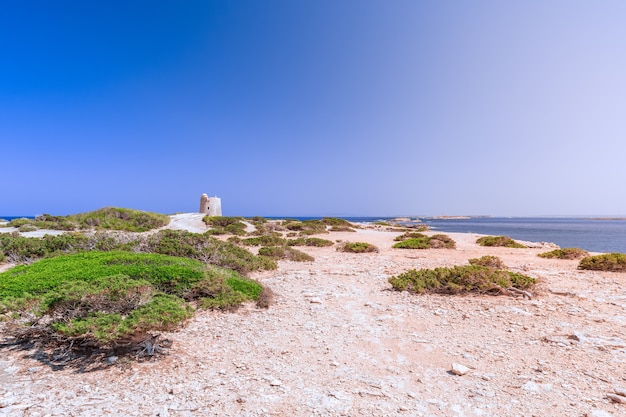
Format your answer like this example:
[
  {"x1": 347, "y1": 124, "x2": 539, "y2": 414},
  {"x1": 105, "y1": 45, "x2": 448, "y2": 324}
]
[
  {"x1": 578, "y1": 253, "x2": 626, "y2": 272},
  {"x1": 476, "y1": 236, "x2": 526, "y2": 248},
  {"x1": 393, "y1": 234, "x2": 456, "y2": 249},
  {"x1": 0, "y1": 229, "x2": 277, "y2": 274},
  {"x1": 337, "y1": 242, "x2": 379, "y2": 253},
  {"x1": 281, "y1": 219, "x2": 328, "y2": 235},
  {"x1": 388, "y1": 265, "x2": 535, "y2": 295},
  {"x1": 538, "y1": 248, "x2": 589, "y2": 260},
  {"x1": 0, "y1": 251, "x2": 264, "y2": 348},
  {"x1": 241, "y1": 235, "x2": 287, "y2": 247}
]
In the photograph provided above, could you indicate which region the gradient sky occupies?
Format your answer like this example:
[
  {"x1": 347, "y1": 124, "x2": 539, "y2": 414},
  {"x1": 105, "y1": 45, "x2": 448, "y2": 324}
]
[{"x1": 2, "y1": 1, "x2": 625, "y2": 217}]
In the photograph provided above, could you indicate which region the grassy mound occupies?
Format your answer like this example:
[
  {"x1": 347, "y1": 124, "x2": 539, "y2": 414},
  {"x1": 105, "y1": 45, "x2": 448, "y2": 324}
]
[
  {"x1": 394, "y1": 232, "x2": 427, "y2": 242},
  {"x1": 8, "y1": 208, "x2": 170, "y2": 232},
  {"x1": 0, "y1": 252, "x2": 263, "y2": 347},
  {"x1": 388, "y1": 265, "x2": 535, "y2": 295},
  {"x1": 578, "y1": 253, "x2": 626, "y2": 271},
  {"x1": 538, "y1": 248, "x2": 589, "y2": 260},
  {"x1": 70, "y1": 208, "x2": 170, "y2": 232},
  {"x1": 338, "y1": 242, "x2": 379, "y2": 253},
  {"x1": 476, "y1": 236, "x2": 526, "y2": 248},
  {"x1": 393, "y1": 234, "x2": 456, "y2": 249}
]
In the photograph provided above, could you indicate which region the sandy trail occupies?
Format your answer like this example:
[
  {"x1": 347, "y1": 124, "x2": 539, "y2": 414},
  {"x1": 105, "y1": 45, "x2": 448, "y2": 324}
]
[{"x1": 1, "y1": 223, "x2": 626, "y2": 416}]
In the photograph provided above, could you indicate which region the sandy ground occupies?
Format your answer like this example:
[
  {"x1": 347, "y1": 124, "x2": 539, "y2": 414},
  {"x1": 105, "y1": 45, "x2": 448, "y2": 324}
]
[{"x1": 1, "y1": 217, "x2": 626, "y2": 416}]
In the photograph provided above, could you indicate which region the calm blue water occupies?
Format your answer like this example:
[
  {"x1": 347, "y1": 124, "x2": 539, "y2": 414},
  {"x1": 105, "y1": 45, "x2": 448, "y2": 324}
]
[
  {"x1": 273, "y1": 216, "x2": 626, "y2": 253},
  {"x1": 417, "y1": 217, "x2": 626, "y2": 254},
  {"x1": 3, "y1": 215, "x2": 626, "y2": 253}
]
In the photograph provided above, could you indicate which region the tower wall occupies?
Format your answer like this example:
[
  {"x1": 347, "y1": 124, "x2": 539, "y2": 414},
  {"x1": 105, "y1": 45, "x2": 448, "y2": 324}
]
[{"x1": 199, "y1": 193, "x2": 222, "y2": 216}]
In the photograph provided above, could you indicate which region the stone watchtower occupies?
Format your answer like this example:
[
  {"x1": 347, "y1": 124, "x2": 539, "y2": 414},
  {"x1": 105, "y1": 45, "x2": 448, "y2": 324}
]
[{"x1": 199, "y1": 194, "x2": 222, "y2": 216}]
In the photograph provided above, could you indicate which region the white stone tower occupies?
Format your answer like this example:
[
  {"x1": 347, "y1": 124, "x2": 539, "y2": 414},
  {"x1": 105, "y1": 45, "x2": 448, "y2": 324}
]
[{"x1": 199, "y1": 193, "x2": 222, "y2": 216}]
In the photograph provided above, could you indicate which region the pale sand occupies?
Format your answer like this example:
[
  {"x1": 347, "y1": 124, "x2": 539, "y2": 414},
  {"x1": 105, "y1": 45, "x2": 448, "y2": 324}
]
[{"x1": 1, "y1": 217, "x2": 625, "y2": 416}]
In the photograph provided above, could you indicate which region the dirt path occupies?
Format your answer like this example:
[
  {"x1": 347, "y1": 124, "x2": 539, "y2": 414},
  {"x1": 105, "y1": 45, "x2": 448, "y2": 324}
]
[{"x1": 1, "y1": 227, "x2": 626, "y2": 416}]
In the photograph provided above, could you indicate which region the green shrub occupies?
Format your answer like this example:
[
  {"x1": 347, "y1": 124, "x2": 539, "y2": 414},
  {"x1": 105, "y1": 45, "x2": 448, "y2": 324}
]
[
  {"x1": 18, "y1": 224, "x2": 38, "y2": 232},
  {"x1": 468, "y1": 255, "x2": 506, "y2": 269},
  {"x1": 393, "y1": 237, "x2": 430, "y2": 249},
  {"x1": 538, "y1": 248, "x2": 589, "y2": 260},
  {"x1": 286, "y1": 237, "x2": 334, "y2": 247},
  {"x1": 258, "y1": 246, "x2": 314, "y2": 262},
  {"x1": 394, "y1": 232, "x2": 427, "y2": 242},
  {"x1": 338, "y1": 242, "x2": 379, "y2": 253},
  {"x1": 578, "y1": 253, "x2": 626, "y2": 271},
  {"x1": 70, "y1": 207, "x2": 170, "y2": 232},
  {"x1": 144, "y1": 230, "x2": 277, "y2": 274},
  {"x1": 0, "y1": 251, "x2": 266, "y2": 347},
  {"x1": 329, "y1": 226, "x2": 356, "y2": 232},
  {"x1": 241, "y1": 235, "x2": 287, "y2": 247},
  {"x1": 388, "y1": 265, "x2": 535, "y2": 295},
  {"x1": 393, "y1": 234, "x2": 455, "y2": 249},
  {"x1": 282, "y1": 219, "x2": 328, "y2": 235},
  {"x1": 476, "y1": 236, "x2": 526, "y2": 248},
  {"x1": 428, "y1": 234, "x2": 456, "y2": 249},
  {"x1": 321, "y1": 218, "x2": 353, "y2": 227}
]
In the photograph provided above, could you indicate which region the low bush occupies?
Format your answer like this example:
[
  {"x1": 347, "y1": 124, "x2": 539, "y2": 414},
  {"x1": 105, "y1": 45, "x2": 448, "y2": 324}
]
[
  {"x1": 393, "y1": 234, "x2": 456, "y2": 249},
  {"x1": 286, "y1": 237, "x2": 334, "y2": 247},
  {"x1": 258, "y1": 246, "x2": 314, "y2": 262},
  {"x1": 241, "y1": 235, "x2": 287, "y2": 247},
  {"x1": 394, "y1": 232, "x2": 427, "y2": 242},
  {"x1": 142, "y1": 230, "x2": 277, "y2": 274},
  {"x1": 338, "y1": 242, "x2": 379, "y2": 253},
  {"x1": 329, "y1": 226, "x2": 356, "y2": 232},
  {"x1": 281, "y1": 219, "x2": 328, "y2": 235},
  {"x1": 0, "y1": 251, "x2": 265, "y2": 348},
  {"x1": 393, "y1": 237, "x2": 430, "y2": 249},
  {"x1": 321, "y1": 218, "x2": 354, "y2": 227},
  {"x1": 468, "y1": 255, "x2": 506, "y2": 269},
  {"x1": 388, "y1": 265, "x2": 535, "y2": 295},
  {"x1": 538, "y1": 248, "x2": 589, "y2": 260},
  {"x1": 578, "y1": 253, "x2": 626, "y2": 272},
  {"x1": 476, "y1": 236, "x2": 526, "y2": 248}
]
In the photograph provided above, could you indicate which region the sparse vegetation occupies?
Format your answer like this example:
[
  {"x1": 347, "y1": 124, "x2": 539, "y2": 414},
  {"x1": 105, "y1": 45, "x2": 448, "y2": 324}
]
[
  {"x1": 578, "y1": 253, "x2": 626, "y2": 272},
  {"x1": 476, "y1": 236, "x2": 526, "y2": 248},
  {"x1": 538, "y1": 248, "x2": 589, "y2": 260},
  {"x1": 388, "y1": 265, "x2": 535, "y2": 295},
  {"x1": 329, "y1": 226, "x2": 356, "y2": 232},
  {"x1": 281, "y1": 219, "x2": 328, "y2": 235},
  {"x1": 0, "y1": 251, "x2": 265, "y2": 348},
  {"x1": 338, "y1": 242, "x2": 379, "y2": 253},
  {"x1": 468, "y1": 255, "x2": 506, "y2": 269}
]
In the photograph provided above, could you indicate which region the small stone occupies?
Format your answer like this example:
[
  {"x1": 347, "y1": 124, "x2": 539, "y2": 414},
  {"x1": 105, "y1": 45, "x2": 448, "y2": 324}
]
[
  {"x1": 615, "y1": 387, "x2": 626, "y2": 397},
  {"x1": 451, "y1": 363, "x2": 470, "y2": 376},
  {"x1": 270, "y1": 380, "x2": 282, "y2": 386},
  {"x1": 106, "y1": 356, "x2": 118, "y2": 365},
  {"x1": 310, "y1": 297, "x2": 322, "y2": 304},
  {"x1": 607, "y1": 393, "x2": 626, "y2": 403},
  {"x1": 28, "y1": 366, "x2": 42, "y2": 373}
]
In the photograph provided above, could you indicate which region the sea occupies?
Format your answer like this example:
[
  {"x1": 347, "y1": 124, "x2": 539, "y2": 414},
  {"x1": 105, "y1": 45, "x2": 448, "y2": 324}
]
[
  {"x1": 273, "y1": 216, "x2": 626, "y2": 254},
  {"x1": 3, "y1": 215, "x2": 626, "y2": 254}
]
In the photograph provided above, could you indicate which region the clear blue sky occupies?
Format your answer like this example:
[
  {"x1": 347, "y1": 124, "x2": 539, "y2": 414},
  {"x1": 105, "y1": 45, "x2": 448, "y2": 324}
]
[{"x1": 2, "y1": 1, "x2": 625, "y2": 217}]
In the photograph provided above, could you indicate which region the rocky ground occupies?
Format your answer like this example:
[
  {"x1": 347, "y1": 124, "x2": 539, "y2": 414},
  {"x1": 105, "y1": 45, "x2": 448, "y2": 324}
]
[{"x1": 1, "y1": 219, "x2": 625, "y2": 416}]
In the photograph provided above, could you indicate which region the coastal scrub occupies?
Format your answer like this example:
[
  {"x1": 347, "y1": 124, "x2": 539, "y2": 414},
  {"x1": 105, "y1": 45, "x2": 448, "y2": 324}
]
[{"x1": 476, "y1": 236, "x2": 526, "y2": 248}]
